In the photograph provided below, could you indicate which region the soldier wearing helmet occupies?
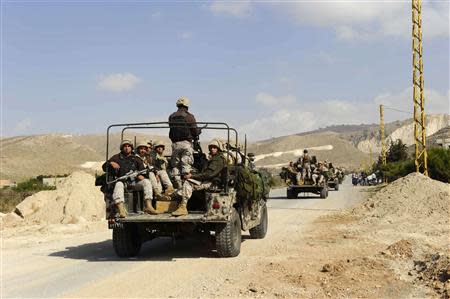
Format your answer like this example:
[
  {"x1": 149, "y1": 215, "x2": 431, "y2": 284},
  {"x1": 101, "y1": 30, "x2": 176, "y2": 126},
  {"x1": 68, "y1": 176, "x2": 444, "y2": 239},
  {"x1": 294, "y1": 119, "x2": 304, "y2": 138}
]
[
  {"x1": 168, "y1": 96, "x2": 201, "y2": 188},
  {"x1": 312, "y1": 161, "x2": 327, "y2": 186},
  {"x1": 296, "y1": 149, "x2": 312, "y2": 184},
  {"x1": 171, "y1": 139, "x2": 226, "y2": 217},
  {"x1": 102, "y1": 139, "x2": 156, "y2": 217},
  {"x1": 150, "y1": 140, "x2": 174, "y2": 196},
  {"x1": 134, "y1": 141, "x2": 167, "y2": 212}
]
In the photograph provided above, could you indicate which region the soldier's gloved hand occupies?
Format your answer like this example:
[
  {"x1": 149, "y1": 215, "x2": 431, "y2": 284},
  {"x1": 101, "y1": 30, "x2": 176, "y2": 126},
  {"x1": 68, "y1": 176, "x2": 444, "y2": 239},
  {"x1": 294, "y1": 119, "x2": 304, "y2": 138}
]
[{"x1": 110, "y1": 162, "x2": 120, "y2": 169}]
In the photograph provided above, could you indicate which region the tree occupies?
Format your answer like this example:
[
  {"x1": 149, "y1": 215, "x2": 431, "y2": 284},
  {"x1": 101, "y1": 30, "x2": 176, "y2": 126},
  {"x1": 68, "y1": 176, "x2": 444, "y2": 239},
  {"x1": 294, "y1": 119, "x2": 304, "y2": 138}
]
[{"x1": 386, "y1": 139, "x2": 408, "y2": 163}]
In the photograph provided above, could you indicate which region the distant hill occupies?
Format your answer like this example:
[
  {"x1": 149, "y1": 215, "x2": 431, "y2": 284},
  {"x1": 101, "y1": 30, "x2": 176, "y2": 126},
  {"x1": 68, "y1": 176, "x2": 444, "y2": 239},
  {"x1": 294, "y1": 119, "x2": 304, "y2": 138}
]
[{"x1": 1, "y1": 114, "x2": 448, "y2": 181}]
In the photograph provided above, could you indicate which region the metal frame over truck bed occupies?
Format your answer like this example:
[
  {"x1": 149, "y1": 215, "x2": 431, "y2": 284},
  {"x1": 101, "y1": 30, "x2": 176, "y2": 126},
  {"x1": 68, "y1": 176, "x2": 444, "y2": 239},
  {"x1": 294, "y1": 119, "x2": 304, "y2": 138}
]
[{"x1": 102, "y1": 121, "x2": 269, "y2": 258}]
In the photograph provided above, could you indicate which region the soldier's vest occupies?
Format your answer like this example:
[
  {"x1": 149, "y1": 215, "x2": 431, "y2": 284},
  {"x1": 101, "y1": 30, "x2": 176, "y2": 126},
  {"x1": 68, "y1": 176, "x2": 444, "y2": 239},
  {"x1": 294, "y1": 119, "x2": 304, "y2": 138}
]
[
  {"x1": 117, "y1": 154, "x2": 138, "y2": 177},
  {"x1": 169, "y1": 110, "x2": 193, "y2": 142}
]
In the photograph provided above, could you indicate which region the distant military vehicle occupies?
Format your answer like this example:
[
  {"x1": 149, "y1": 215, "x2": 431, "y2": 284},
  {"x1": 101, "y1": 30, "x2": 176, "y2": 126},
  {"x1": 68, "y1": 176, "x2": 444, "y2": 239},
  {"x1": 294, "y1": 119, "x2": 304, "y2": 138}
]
[
  {"x1": 280, "y1": 163, "x2": 328, "y2": 199},
  {"x1": 97, "y1": 121, "x2": 270, "y2": 258},
  {"x1": 327, "y1": 176, "x2": 340, "y2": 191}
]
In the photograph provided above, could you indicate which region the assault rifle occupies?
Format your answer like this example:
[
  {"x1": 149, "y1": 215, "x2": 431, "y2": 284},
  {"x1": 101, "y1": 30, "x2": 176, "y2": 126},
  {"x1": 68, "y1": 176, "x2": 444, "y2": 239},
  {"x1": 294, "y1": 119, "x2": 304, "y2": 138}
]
[{"x1": 109, "y1": 166, "x2": 154, "y2": 184}]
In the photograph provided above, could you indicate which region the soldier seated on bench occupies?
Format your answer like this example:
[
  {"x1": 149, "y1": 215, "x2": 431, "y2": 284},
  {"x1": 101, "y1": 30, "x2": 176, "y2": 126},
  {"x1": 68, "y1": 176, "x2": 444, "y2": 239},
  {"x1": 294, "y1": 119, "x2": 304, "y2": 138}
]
[
  {"x1": 102, "y1": 139, "x2": 158, "y2": 218},
  {"x1": 171, "y1": 139, "x2": 226, "y2": 217}
]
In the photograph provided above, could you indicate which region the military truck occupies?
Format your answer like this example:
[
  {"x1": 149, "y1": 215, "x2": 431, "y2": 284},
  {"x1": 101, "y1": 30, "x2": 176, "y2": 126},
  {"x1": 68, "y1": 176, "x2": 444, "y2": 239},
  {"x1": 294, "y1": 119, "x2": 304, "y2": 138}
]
[
  {"x1": 97, "y1": 121, "x2": 270, "y2": 258},
  {"x1": 286, "y1": 181, "x2": 328, "y2": 199},
  {"x1": 327, "y1": 174, "x2": 340, "y2": 191},
  {"x1": 280, "y1": 166, "x2": 328, "y2": 199}
]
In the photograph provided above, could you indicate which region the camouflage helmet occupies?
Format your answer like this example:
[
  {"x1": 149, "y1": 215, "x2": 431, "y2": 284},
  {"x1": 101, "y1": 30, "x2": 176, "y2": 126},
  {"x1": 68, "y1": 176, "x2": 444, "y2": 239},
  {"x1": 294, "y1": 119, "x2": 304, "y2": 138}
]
[
  {"x1": 176, "y1": 96, "x2": 190, "y2": 107},
  {"x1": 208, "y1": 138, "x2": 223, "y2": 151},
  {"x1": 120, "y1": 139, "x2": 134, "y2": 150},
  {"x1": 147, "y1": 140, "x2": 153, "y2": 147},
  {"x1": 153, "y1": 140, "x2": 165, "y2": 149},
  {"x1": 136, "y1": 140, "x2": 148, "y2": 149}
]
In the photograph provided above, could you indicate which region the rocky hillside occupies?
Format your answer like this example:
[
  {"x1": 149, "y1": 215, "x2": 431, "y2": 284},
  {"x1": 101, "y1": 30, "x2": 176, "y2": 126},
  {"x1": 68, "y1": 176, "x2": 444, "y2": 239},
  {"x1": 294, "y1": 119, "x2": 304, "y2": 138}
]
[
  {"x1": 249, "y1": 131, "x2": 370, "y2": 170},
  {"x1": 1, "y1": 114, "x2": 448, "y2": 181},
  {"x1": 0, "y1": 133, "x2": 170, "y2": 181}
]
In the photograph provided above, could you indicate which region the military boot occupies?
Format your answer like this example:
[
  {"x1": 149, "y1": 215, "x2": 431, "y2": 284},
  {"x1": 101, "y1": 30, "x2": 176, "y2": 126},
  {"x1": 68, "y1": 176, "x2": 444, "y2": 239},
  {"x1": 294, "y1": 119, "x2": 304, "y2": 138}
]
[
  {"x1": 116, "y1": 202, "x2": 128, "y2": 218},
  {"x1": 171, "y1": 202, "x2": 188, "y2": 217},
  {"x1": 144, "y1": 199, "x2": 161, "y2": 215}
]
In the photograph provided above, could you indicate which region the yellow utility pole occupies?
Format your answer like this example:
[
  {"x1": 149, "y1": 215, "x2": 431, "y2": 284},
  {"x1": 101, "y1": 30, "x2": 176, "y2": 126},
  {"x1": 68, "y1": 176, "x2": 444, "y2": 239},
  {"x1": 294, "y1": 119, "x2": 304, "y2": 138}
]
[
  {"x1": 379, "y1": 105, "x2": 387, "y2": 165},
  {"x1": 412, "y1": 0, "x2": 428, "y2": 176}
]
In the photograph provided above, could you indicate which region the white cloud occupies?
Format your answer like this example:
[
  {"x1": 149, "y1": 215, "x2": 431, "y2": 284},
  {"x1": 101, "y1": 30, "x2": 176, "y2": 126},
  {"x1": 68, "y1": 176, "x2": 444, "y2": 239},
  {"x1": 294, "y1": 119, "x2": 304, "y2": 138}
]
[
  {"x1": 97, "y1": 73, "x2": 141, "y2": 92},
  {"x1": 284, "y1": 1, "x2": 449, "y2": 40},
  {"x1": 240, "y1": 88, "x2": 449, "y2": 140},
  {"x1": 212, "y1": 1, "x2": 449, "y2": 40},
  {"x1": 14, "y1": 118, "x2": 32, "y2": 133},
  {"x1": 255, "y1": 92, "x2": 296, "y2": 107},
  {"x1": 210, "y1": 0, "x2": 252, "y2": 17},
  {"x1": 179, "y1": 32, "x2": 193, "y2": 40}
]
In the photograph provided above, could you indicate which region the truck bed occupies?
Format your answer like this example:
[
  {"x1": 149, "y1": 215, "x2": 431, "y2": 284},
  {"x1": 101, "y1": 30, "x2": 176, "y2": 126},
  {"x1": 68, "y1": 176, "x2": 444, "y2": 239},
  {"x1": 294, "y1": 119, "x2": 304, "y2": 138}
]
[{"x1": 115, "y1": 211, "x2": 229, "y2": 223}]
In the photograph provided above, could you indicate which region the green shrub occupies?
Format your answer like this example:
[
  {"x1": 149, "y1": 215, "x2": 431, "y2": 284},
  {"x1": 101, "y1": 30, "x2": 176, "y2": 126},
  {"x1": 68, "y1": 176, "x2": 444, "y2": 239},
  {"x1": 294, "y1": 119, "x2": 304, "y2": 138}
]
[
  {"x1": 428, "y1": 148, "x2": 450, "y2": 183},
  {"x1": 13, "y1": 178, "x2": 56, "y2": 192},
  {"x1": 376, "y1": 147, "x2": 450, "y2": 183}
]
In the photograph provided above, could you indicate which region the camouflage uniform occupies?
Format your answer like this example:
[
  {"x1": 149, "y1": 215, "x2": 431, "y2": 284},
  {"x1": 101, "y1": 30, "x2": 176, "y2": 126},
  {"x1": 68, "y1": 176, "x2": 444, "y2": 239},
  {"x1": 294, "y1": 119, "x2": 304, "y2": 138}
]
[
  {"x1": 312, "y1": 163, "x2": 327, "y2": 186},
  {"x1": 176, "y1": 149, "x2": 226, "y2": 206},
  {"x1": 103, "y1": 151, "x2": 153, "y2": 204},
  {"x1": 300, "y1": 153, "x2": 312, "y2": 181},
  {"x1": 151, "y1": 149, "x2": 174, "y2": 192},
  {"x1": 136, "y1": 153, "x2": 163, "y2": 196},
  {"x1": 168, "y1": 99, "x2": 200, "y2": 187}
]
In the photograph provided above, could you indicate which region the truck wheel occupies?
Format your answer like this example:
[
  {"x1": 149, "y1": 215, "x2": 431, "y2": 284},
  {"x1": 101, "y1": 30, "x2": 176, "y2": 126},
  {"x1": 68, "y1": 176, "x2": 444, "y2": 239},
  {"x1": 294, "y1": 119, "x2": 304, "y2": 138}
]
[
  {"x1": 249, "y1": 202, "x2": 268, "y2": 239},
  {"x1": 113, "y1": 224, "x2": 142, "y2": 257},
  {"x1": 320, "y1": 187, "x2": 327, "y2": 199},
  {"x1": 287, "y1": 189, "x2": 297, "y2": 199},
  {"x1": 216, "y1": 208, "x2": 241, "y2": 257}
]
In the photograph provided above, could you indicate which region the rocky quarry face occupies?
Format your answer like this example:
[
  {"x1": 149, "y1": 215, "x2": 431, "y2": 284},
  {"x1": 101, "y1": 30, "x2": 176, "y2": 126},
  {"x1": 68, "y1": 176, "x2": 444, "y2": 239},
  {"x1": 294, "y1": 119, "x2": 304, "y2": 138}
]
[{"x1": 357, "y1": 114, "x2": 449, "y2": 154}]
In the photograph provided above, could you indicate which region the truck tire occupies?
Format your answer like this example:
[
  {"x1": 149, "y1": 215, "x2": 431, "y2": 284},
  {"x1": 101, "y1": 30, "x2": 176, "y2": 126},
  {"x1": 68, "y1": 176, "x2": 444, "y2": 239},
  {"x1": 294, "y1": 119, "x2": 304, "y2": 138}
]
[
  {"x1": 113, "y1": 224, "x2": 142, "y2": 257},
  {"x1": 249, "y1": 202, "x2": 268, "y2": 239},
  {"x1": 216, "y1": 208, "x2": 241, "y2": 257},
  {"x1": 320, "y1": 187, "x2": 327, "y2": 199},
  {"x1": 287, "y1": 189, "x2": 297, "y2": 199}
]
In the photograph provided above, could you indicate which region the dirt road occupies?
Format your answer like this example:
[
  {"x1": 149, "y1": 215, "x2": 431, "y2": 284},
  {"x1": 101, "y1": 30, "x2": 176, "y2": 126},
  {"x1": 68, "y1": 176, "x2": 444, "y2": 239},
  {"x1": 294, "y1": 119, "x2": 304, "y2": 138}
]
[{"x1": 3, "y1": 180, "x2": 368, "y2": 298}]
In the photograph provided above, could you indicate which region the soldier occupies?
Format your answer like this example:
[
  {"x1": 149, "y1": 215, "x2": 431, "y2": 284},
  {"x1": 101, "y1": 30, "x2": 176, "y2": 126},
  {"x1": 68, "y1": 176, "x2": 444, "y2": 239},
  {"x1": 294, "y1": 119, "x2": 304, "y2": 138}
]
[
  {"x1": 299, "y1": 149, "x2": 312, "y2": 182},
  {"x1": 135, "y1": 141, "x2": 167, "y2": 202},
  {"x1": 102, "y1": 140, "x2": 158, "y2": 217},
  {"x1": 151, "y1": 140, "x2": 174, "y2": 195},
  {"x1": 247, "y1": 153, "x2": 256, "y2": 170},
  {"x1": 286, "y1": 161, "x2": 298, "y2": 185},
  {"x1": 168, "y1": 96, "x2": 201, "y2": 188},
  {"x1": 146, "y1": 140, "x2": 153, "y2": 154},
  {"x1": 312, "y1": 161, "x2": 327, "y2": 186},
  {"x1": 171, "y1": 139, "x2": 226, "y2": 217}
]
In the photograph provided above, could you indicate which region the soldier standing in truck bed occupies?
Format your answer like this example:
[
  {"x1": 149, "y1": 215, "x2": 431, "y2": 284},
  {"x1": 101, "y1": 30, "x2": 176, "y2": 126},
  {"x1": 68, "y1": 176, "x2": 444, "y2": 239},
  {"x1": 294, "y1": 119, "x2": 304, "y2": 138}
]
[{"x1": 168, "y1": 96, "x2": 201, "y2": 189}]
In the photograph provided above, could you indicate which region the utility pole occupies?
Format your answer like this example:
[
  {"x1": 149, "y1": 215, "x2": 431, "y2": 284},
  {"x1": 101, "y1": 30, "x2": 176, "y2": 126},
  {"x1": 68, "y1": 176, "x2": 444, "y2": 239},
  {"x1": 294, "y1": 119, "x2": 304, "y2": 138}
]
[
  {"x1": 412, "y1": 0, "x2": 428, "y2": 176},
  {"x1": 379, "y1": 105, "x2": 387, "y2": 165}
]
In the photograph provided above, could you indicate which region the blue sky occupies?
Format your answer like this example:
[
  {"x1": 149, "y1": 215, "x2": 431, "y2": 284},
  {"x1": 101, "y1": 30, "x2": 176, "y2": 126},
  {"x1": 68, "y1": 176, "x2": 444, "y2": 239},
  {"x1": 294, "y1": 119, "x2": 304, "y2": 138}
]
[{"x1": 3, "y1": 1, "x2": 449, "y2": 140}]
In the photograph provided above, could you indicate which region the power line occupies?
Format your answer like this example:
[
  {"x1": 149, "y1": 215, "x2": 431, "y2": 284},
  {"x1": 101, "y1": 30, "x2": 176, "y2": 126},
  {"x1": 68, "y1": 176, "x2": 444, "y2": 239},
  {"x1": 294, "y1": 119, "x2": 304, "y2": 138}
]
[{"x1": 383, "y1": 105, "x2": 413, "y2": 116}]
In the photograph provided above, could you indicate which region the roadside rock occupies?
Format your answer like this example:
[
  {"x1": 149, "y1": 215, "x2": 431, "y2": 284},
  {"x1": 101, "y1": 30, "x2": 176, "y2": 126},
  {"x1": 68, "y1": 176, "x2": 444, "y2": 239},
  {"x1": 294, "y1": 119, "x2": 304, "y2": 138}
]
[{"x1": 7, "y1": 171, "x2": 104, "y2": 227}]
